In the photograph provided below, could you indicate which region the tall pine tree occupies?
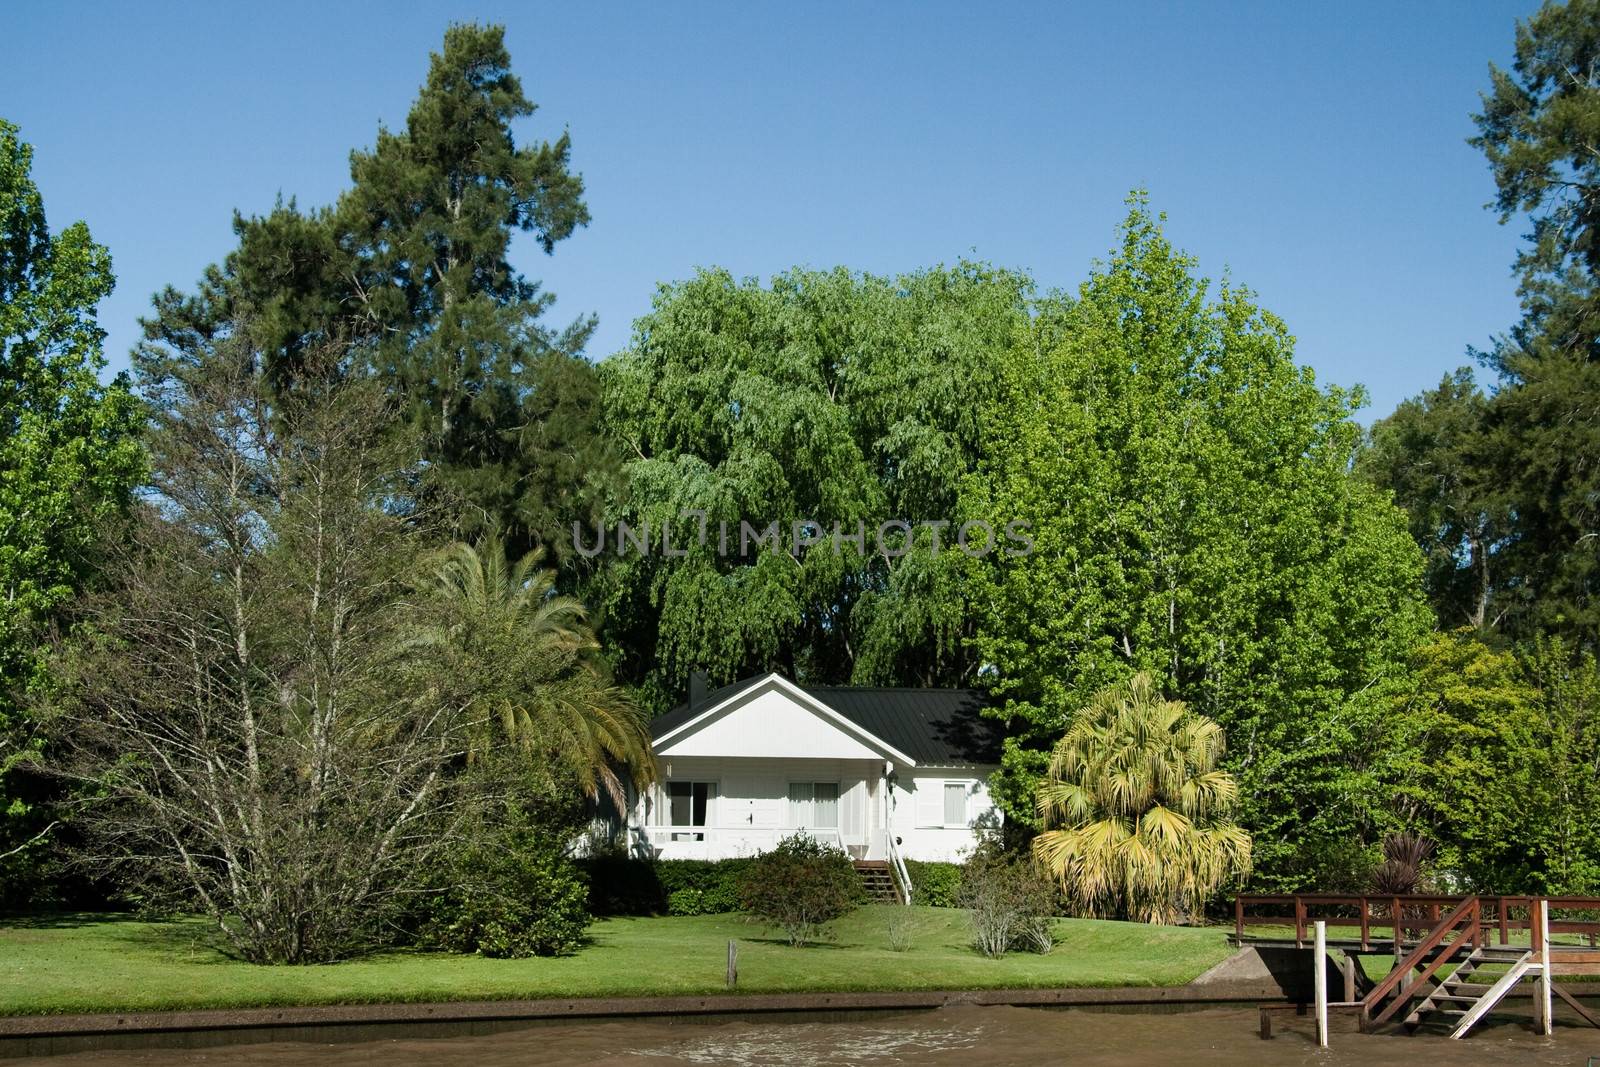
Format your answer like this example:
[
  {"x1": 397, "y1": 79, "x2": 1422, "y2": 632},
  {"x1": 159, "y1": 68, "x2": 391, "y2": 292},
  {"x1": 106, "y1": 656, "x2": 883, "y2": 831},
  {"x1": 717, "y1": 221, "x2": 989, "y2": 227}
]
[{"x1": 136, "y1": 24, "x2": 610, "y2": 576}]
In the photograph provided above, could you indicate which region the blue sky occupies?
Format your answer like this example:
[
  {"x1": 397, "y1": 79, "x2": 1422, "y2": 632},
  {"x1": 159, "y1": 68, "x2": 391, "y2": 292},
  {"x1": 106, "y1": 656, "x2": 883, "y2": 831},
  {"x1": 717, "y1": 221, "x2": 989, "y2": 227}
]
[{"x1": 5, "y1": 1, "x2": 1531, "y2": 420}]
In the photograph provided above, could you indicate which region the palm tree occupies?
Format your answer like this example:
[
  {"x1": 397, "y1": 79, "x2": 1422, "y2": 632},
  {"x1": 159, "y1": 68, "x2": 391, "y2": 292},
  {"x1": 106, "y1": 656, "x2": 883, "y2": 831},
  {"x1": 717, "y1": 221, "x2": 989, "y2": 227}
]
[
  {"x1": 1032, "y1": 672, "x2": 1251, "y2": 924},
  {"x1": 419, "y1": 536, "x2": 654, "y2": 810}
]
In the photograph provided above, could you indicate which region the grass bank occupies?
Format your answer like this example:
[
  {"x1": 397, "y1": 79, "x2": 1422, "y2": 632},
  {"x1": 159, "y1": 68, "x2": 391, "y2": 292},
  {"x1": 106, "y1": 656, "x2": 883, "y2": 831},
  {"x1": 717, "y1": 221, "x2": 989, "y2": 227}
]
[{"x1": 1, "y1": 906, "x2": 1233, "y2": 1016}]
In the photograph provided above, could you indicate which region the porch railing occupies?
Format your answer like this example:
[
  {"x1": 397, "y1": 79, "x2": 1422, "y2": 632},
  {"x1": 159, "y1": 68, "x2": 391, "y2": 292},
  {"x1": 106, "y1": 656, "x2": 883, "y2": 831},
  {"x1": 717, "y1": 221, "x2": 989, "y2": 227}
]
[{"x1": 640, "y1": 825, "x2": 848, "y2": 855}]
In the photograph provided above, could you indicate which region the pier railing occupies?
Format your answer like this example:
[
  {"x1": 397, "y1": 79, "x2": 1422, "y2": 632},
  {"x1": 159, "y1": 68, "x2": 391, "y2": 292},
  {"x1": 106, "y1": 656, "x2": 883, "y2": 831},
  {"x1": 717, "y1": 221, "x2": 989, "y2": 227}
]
[{"x1": 1233, "y1": 894, "x2": 1600, "y2": 950}]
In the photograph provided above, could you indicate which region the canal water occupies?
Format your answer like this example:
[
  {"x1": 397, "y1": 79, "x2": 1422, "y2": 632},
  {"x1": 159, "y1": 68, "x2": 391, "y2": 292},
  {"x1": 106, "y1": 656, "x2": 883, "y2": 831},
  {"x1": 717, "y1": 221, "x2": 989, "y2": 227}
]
[{"x1": 14, "y1": 1006, "x2": 1590, "y2": 1065}]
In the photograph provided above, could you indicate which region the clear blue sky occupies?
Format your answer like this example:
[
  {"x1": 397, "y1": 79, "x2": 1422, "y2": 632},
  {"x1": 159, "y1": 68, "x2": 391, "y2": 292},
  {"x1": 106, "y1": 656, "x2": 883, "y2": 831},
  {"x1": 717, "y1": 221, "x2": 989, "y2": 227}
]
[{"x1": 4, "y1": 1, "x2": 1532, "y2": 420}]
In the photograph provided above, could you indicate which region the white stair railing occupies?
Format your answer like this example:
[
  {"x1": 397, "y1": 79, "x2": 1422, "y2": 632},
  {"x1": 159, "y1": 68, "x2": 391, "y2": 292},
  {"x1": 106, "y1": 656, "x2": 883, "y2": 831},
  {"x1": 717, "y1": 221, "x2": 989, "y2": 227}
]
[{"x1": 886, "y1": 833, "x2": 912, "y2": 905}]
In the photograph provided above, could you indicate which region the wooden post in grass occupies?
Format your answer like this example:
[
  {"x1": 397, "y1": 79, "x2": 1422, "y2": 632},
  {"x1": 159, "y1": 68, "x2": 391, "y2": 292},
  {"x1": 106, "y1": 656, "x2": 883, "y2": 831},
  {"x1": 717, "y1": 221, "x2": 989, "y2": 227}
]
[
  {"x1": 726, "y1": 939, "x2": 738, "y2": 988},
  {"x1": 1314, "y1": 920, "x2": 1329, "y2": 1048}
]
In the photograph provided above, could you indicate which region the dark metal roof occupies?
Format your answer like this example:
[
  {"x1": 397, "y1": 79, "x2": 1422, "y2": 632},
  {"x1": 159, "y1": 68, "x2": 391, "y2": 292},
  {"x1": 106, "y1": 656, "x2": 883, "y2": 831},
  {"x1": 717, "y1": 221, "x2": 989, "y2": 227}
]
[{"x1": 651, "y1": 675, "x2": 1003, "y2": 767}]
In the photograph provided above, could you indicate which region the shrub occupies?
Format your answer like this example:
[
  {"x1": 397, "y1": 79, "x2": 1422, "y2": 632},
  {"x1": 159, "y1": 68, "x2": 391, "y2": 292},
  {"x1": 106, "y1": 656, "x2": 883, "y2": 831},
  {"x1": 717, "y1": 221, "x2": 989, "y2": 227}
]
[
  {"x1": 584, "y1": 855, "x2": 754, "y2": 915},
  {"x1": 958, "y1": 843, "x2": 1058, "y2": 958},
  {"x1": 417, "y1": 805, "x2": 591, "y2": 958},
  {"x1": 737, "y1": 832, "x2": 860, "y2": 946},
  {"x1": 1371, "y1": 832, "x2": 1438, "y2": 895},
  {"x1": 904, "y1": 860, "x2": 962, "y2": 907},
  {"x1": 885, "y1": 907, "x2": 916, "y2": 952}
]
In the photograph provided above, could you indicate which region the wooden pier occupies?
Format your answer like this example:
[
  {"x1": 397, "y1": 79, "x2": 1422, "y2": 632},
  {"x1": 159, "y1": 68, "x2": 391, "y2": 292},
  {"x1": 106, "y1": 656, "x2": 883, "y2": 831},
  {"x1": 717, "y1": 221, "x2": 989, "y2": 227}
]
[{"x1": 1236, "y1": 894, "x2": 1600, "y2": 1038}]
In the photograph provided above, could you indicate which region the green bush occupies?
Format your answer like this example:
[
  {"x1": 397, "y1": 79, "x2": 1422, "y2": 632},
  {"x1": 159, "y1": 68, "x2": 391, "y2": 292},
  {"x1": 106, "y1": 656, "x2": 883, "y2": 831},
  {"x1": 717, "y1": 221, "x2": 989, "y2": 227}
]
[
  {"x1": 957, "y1": 842, "x2": 1058, "y2": 958},
  {"x1": 584, "y1": 855, "x2": 754, "y2": 915},
  {"x1": 418, "y1": 808, "x2": 591, "y2": 958},
  {"x1": 905, "y1": 860, "x2": 962, "y2": 907},
  {"x1": 737, "y1": 833, "x2": 860, "y2": 946}
]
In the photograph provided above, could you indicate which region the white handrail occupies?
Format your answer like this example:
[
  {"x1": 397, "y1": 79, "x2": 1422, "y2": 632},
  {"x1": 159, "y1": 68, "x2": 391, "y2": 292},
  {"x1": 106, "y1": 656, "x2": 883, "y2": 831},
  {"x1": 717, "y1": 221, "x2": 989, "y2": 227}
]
[{"x1": 887, "y1": 832, "x2": 912, "y2": 905}]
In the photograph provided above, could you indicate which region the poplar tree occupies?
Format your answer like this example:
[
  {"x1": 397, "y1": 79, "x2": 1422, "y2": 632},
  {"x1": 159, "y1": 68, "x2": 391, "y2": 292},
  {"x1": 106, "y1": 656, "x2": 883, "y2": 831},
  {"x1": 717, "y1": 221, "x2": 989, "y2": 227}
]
[
  {"x1": 969, "y1": 201, "x2": 1432, "y2": 887},
  {"x1": 0, "y1": 120, "x2": 143, "y2": 894}
]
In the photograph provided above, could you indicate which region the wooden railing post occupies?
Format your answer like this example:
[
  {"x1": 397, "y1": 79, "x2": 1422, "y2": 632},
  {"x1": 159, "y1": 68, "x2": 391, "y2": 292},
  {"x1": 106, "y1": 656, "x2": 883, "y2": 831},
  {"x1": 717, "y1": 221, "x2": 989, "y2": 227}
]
[
  {"x1": 1498, "y1": 896, "x2": 1508, "y2": 945},
  {"x1": 1296, "y1": 896, "x2": 1306, "y2": 949},
  {"x1": 1393, "y1": 896, "x2": 1402, "y2": 962},
  {"x1": 1360, "y1": 896, "x2": 1370, "y2": 951},
  {"x1": 1235, "y1": 896, "x2": 1244, "y2": 942}
]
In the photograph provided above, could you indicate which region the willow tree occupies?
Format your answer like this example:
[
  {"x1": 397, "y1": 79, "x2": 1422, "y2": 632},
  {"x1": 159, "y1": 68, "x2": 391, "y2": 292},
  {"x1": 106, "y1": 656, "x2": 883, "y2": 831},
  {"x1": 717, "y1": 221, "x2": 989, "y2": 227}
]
[
  {"x1": 596, "y1": 263, "x2": 1029, "y2": 706},
  {"x1": 1033, "y1": 673, "x2": 1250, "y2": 924}
]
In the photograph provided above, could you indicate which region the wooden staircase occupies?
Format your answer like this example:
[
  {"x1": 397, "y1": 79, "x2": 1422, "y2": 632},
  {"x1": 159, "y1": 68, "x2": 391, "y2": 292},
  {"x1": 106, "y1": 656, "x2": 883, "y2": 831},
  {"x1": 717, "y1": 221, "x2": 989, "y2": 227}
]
[
  {"x1": 1403, "y1": 945, "x2": 1537, "y2": 1032},
  {"x1": 1360, "y1": 896, "x2": 1563, "y2": 1039},
  {"x1": 853, "y1": 861, "x2": 901, "y2": 903}
]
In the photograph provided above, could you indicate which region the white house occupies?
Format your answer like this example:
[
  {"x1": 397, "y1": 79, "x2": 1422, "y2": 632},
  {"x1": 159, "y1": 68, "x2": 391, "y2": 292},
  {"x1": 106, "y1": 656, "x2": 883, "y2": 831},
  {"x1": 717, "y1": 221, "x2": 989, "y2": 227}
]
[{"x1": 628, "y1": 673, "x2": 1002, "y2": 873}]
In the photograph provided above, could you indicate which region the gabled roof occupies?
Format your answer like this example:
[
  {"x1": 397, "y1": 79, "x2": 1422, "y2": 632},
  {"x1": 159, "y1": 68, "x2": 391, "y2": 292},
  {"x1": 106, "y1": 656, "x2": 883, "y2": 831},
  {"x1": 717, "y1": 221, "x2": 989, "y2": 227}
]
[{"x1": 651, "y1": 674, "x2": 1003, "y2": 768}]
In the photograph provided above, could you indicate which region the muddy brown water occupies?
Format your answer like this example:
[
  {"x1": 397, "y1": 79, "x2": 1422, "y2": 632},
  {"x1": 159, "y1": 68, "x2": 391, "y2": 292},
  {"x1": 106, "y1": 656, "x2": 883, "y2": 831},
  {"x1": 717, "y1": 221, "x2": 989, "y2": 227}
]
[
  {"x1": 6, "y1": 1011, "x2": 1593, "y2": 1067},
  {"x1": 10, "y1": 1006, "x2": 1596, "y2": 1066}
]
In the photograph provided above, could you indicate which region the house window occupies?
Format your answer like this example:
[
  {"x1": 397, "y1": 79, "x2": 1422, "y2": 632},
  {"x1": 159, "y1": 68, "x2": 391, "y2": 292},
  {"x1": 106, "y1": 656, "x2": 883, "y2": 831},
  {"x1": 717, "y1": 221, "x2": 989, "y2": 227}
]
[
  {"x1": 666, "y1": 781, "x2": 714, "y2": 841},
  {"x1": 788, "y1": 781, "x2": 840, "y2": 829},
  {"x1": 944, "y1": 782, "x2": 967, "y2": 827}
]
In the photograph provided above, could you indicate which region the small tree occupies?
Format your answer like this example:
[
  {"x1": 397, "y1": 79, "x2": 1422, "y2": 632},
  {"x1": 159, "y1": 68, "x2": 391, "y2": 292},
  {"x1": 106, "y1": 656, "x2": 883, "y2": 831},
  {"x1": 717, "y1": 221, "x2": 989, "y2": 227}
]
[
  {"x1": 737, "y1": 833, "x2": 859, "y2": 947},
  {"x1": 48, "y1": 346, "x2": 469, "y2": 963},
  {"x1": 1033, "y1": 673, "x2": 1251, "y2": 924},
  {"x1": 957, "y1": 842, "x2": 1057, "y2": 958}
]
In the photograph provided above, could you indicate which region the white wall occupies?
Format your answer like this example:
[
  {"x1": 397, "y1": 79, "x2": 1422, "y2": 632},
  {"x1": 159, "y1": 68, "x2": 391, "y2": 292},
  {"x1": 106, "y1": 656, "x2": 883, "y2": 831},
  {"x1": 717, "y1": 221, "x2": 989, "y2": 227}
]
[
  {"x1": 889, "y1": 767, "x2": 999, "y2": 863},
  {"x1": 637, "y1": 755, "x2": 885, "y2": 859},
  {"x1": 658, "y1": 684, "x2": 890, "y2": 761}
]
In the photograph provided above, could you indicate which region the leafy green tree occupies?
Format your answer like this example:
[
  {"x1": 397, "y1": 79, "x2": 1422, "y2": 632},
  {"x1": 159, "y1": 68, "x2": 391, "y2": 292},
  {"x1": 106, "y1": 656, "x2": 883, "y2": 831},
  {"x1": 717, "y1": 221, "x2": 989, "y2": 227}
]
[
  {"x1": 136, "y1": 24, "x2": 609, "y2": 577},
  {"x1": 1383, "y1": 631, "x2": 1600, "y2": 893},
  {"x1": 1360, "y1": 369, "x2": 1510, "y2": 632},
  {"x1": 970, "y1": 199, "x2": 1432, "y2": 887},
  {"x1": 49, "y1": 346, "x2": 463, "y2": 963},
  {"x1": 596, "y1": 263, "x2": 1029, "y2": 705},
  {"x1": 1465, "y1": 0, "x2": 1600, "y2": 647},
  {"x1": 1033, "y1": 673, "x2": 1251, "y2": 924},
  {"x1": 0, "y1": 119, "x2": 143, "y2": 894},
  {"x1": 736, "y1": 832, "x2": 860, "y2": 947},
  {"x1": 418, "y1": 537, "x2": 653, "y2": 809}
]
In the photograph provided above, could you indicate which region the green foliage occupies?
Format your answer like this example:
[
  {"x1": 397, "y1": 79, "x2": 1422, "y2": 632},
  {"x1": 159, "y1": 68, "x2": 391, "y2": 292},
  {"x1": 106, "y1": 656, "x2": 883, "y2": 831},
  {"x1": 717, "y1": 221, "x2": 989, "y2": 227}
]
[
  {"x1": 1032, "y1": 673, "x2": 1251, "y2": 923},
  {"x1": 956, "y1": 841, "x2": 1058, "y2": 957},
  {"x1": 135, "y1": 25, "x2": 610, "y2": 578},
  {"x1": 737, "y1": 832, "x2": 861, "y2": 946},
  {"x1": 414, "y1": 537, "x2": 654, "y2": 809},
  {"x1": 1383, "y1": 632, "x2": 1600, "y2": 893},
  {"x1": 418, "y1": 802, "x2": 591, "y2": 958},
  {"x1": 1359, "y1": 369, "x2": 1508, "y2": 632},
  {"x1": 1433, "y1": 0, "x2": 1600, "y2": 649},
  {"x1": 904, "y1": 860, "x2": 963, "y2": 908},
  {"x1": 339, "y1": 24, "x2": 607, "y2": 569},
  {"x1": 0, "y1": 119, "x2": 143, "y2": 901},
  {"x1": 968, "y1": 198, "x2": 1431, "y2": 889},
  {"x1": 596, "y1": 263, "x2": 1030, "y2": 703},
  {"x1": 583, "y1": 855, "x2": 755, "y2": 916}
]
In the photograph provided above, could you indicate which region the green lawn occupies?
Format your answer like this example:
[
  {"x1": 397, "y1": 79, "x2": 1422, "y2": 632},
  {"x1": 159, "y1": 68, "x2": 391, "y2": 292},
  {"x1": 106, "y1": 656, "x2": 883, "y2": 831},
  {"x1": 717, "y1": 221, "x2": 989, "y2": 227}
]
[{"x1": 0, "y1": 906, "x2": 1234, "y2": 1017}]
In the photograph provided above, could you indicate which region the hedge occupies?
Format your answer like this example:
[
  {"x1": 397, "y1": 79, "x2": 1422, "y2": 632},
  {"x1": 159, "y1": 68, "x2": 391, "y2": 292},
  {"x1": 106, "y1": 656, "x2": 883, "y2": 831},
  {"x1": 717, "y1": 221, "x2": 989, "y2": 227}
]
[
  {"x1": 583, "y1": 856, "x2": 756, "y2": 916},
  {"x1": 586, "y1": 855, "x2": 967, "y2": 915},
  {"x1": 904, "y1": 860, "x2": 962, "y2": 907}
]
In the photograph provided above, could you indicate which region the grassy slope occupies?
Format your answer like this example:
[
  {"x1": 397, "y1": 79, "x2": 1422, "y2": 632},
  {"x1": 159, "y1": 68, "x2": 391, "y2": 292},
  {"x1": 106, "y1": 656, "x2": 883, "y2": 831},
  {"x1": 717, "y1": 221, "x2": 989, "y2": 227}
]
[{"x1": 1, "y1": 906, "x2": 1233, "y2": 1017}]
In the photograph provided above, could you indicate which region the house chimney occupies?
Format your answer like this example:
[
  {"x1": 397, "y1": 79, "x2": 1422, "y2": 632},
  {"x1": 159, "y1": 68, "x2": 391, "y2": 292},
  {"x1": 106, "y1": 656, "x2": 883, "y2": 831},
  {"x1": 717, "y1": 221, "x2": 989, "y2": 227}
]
[{"x1": 689, "y1": 670, "x2": 709, "y2": 711}]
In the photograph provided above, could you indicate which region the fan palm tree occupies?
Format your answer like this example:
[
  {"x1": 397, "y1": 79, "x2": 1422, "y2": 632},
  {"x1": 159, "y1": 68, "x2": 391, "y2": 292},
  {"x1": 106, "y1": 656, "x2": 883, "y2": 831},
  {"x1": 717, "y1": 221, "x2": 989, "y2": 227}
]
[
  {"x1": 1033, "y1": 672, "x2": 1251, "y2": 924},
  {"x1": 419, "y1": 536, "x2": 654, "y2": 810}
]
